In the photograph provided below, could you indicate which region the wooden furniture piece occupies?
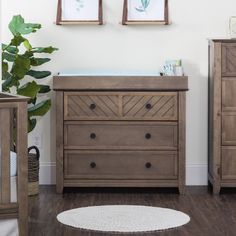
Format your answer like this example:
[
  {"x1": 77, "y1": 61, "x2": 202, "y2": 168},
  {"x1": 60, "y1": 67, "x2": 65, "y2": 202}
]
[
  {"x1": 122, "y1": 0, "x2": 169, "y2": 25},
  {"x1": 208, "y1": 39, "x2": 236, "y2": 194},
  {"x1": 56, "y1": 0, "x2": 103, "y2": 25},
  {"x1": 53, "y1": 75, "x2": 188, "y2": 194},
  {"x1": 0, "y1": 93, "x2": 28, "y2": 236}
]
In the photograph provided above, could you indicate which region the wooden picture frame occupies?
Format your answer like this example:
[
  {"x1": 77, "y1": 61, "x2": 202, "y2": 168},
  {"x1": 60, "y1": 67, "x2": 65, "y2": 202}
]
[
  {"x1": 122, "y1": 0, "x2": 168, "y2": 25},
  {"x1": 56, "y1": 0, "x2": 103, "y2": 25}
]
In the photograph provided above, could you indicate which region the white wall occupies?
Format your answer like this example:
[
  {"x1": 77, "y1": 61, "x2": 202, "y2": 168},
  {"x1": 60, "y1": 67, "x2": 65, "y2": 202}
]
[{"x1": 1, "y1": 0, "x2": 236, "y2": 185}]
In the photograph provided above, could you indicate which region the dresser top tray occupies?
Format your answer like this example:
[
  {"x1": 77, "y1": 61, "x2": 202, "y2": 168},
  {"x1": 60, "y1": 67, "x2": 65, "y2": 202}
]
[
  {"x1": 53, "y1": 76, "x2": 188, "y2": 91},
  {"x1": 208, "y1": 38, "x2": 236, "y2": 43}
]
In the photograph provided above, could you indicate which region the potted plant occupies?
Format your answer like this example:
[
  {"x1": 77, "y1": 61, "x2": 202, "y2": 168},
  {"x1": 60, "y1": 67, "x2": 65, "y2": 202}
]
[{"x1": 2, "y1": 15, "x2": 58, "y2": 195}]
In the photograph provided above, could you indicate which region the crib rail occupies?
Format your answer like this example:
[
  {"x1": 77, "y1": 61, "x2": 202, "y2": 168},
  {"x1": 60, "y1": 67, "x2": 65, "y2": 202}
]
[
  {"x1": 0, "y1": 93, "x2": 28, "y2": 236},
  {"x1": 0, "y1": 203, "x2": 18, "y2": 219}
]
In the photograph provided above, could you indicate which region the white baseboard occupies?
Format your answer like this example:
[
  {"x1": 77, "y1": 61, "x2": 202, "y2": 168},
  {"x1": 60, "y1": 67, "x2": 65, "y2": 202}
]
[
  {"x1": 39, "y1": 163, "x2": 208, "y2": 186},
  {"x1": 39, "y1": 162, "x2": 56, "y2": 185},
  {"x1": 186, "y1": 164, "x2": 208, "y2": 186}
]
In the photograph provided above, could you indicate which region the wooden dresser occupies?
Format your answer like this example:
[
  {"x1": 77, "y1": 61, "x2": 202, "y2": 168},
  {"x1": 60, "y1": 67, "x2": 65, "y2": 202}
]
[
  {"x1": 208, "y1": 39, "x2": 236, "y2": 194},
  {"x1": 53, "y1": 75, "x2": 188, "y2": 193}
]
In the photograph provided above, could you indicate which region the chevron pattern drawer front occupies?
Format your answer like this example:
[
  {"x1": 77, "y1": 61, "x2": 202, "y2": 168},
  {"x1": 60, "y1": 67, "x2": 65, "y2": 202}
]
[
  {"x1": 222, "y1": 43, "x2": 236, "y2": 76},
  {"x1": 54, "y1": 75, "x2": 188, "y2": 194},
  {"x1": 64, "y1": 92, "x2": 177, "y2": 121},
  {"x1": 64, "y1": 93, "x2": 119, "y2": 120},
  {"x1": 122, "y1": 93, "x2": 177, "y2": 120}
]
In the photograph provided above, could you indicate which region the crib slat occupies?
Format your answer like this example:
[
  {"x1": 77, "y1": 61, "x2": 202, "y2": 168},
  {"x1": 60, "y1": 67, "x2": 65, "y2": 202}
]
[
  {"x1": 10, "y1": 109, "x2": 14, "y2": 151},
  {"x1": 0, "y1": 109, "x2": 11, "y2": 204},
  {"x1": 16, "y1": 102, "x2": 28, "y2": 236}
]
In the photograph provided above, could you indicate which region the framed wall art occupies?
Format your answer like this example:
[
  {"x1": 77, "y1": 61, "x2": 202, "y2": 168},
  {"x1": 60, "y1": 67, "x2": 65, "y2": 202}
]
[
  {"x1": 122, "y1": 0, "x2": 168, "y2": 25},
  {"x1": 56, "y1": 0, "x2": 103, "y2": 25}
]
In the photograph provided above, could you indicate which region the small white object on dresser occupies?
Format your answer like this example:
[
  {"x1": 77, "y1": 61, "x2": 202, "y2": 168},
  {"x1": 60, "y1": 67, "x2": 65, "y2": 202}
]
[{"x1": 229, "y1": 16, "x2": 236, "y2": 38}]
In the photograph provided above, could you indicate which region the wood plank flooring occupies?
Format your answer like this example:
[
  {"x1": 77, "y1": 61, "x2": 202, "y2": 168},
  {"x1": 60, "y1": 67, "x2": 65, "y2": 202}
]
[{"x1": 29, "y1": 186, "x2": 236, "y2": 236}]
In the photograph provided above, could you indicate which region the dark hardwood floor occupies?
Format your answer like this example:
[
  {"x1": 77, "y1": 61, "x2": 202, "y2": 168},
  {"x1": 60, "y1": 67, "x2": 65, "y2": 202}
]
[{"x1": 29, "y1": 186, "x2": 236, "y2": 236}]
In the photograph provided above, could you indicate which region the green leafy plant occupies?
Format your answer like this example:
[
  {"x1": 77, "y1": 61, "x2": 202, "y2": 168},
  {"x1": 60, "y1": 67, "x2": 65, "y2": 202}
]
[
  {"x1": 2, "y1": 15, "x2": 58, "y2": 132},
  {"x1": 136, "y1": 0, "x2": 151, "y2": 12}
]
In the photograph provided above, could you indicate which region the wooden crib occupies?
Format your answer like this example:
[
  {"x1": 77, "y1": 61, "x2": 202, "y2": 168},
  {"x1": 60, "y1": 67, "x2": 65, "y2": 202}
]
[{"x1": 0, "y1": 93, "x2": 28, "y2": 236}]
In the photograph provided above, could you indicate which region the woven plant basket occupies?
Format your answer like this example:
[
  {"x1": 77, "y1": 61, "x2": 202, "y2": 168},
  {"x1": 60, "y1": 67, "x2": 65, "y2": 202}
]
[{"x1": 28, "y1": 146, "x2": 40, "y2": 196}]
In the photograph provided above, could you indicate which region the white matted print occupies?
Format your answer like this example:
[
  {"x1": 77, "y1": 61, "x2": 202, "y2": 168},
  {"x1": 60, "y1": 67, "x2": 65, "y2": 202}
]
[
  {"x1": 128, "y1": 0, "x2": 165, "y2": 21},
  {"x1": 62, "y1": 0, "x2": 99, "y2": 21}
]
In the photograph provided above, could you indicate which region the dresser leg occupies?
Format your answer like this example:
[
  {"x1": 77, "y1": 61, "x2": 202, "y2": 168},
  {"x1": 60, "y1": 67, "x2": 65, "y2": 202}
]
[
  {"x1": 178, "y1": 185, "x2": 186, "y2": 195},
  {"x1": 213, "y1": 184, "x2": 220, "y2": 195},
  {"x1": 56, "y1": 185, "x2": 64, "y2": 194}
]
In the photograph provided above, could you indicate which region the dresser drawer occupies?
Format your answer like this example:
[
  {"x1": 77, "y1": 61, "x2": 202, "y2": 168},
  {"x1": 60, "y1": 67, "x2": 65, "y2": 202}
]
[
  {"x1": 64, "y1": 92, "x2": 178, "y2": 121},
  {"x1": 222, "y1": 43, "x2": 236, "y2": 76},
  {"x1": 222, "y1": 113, "x2": 236, "y2": 145},
  {"x1": 222, "y1": 147, "x2": 236, "y2": 180},
  {"x1": 222, "y1": 78, "x2": 236, "y2": 111},
  {"x1": 122, "y1": 92, "x2": 178, "y2": 120},
  {"x1": 64, "y1": 150, "x2": 178, "y2": 180},
  {"x1": 64, "y1": 122, "x2": 178, "y2": 150},
  {"x1": 64, "y1": 92, "x2": 120, "y2": 120}
]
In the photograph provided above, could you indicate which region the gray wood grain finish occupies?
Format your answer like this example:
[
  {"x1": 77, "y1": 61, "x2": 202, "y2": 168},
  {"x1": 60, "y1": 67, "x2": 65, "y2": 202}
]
[
  {"x1": 0, "y1": 93, "x2": 29, "y2": 236},
  {"x1": 64, "y1": 150, "x2": 178, "y2": 180},
  {"x1": 16, "y1": 101, "x2": 28, "y2": 236},
  {"x1": 64, "y1": 92, "x2": 178, "y2": 121},
  {"x1": 64, "y1": 92, "x2": 120, "y2": 120},
  {"x1": 208, "y1": 40, "x2": 236, "y2": 194},
  {"x1": 0, "y1": 109, "x2": 11, "y2": 204},
  {"x1": 222, "y1": 78, "x2": 236, "y2": 111},
  {"x1": 64, "y1": 121, "x2": 178, "y2": 150},
  {"x1": 222, "y1": 112, "x2": 236, "y2": 145},
  {"x1": 56, "y1": 92, "x2": 64, "y2": 194},
  {"x1": 178, "y1": 92, "x2": 186, "y2": 194},
  {"x1": 53, "y1": 76, "x2": 188, "y2": 91},
  {"x1": 222, "y1": 43, "x2": 236, "y2": 76},
  {"x1": 222, "y1": 147, "x2": 236, "y2": 180},
  {"x1": 53, "y1": 76, "x2": 188, "y2": 193}
]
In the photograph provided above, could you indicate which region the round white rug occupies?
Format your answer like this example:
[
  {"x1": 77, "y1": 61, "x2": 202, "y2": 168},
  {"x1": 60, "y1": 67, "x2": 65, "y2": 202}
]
[{"x1": 57, "y1": 205, "x2": 190, "y2": 233}]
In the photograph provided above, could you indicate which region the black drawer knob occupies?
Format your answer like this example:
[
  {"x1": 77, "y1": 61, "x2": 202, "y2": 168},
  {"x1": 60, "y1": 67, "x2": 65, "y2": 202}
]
[
  {"x1": 145, "y1": 133, "x2": 151, "y2": 139},
  {"x1": 90, "y1": 103, "x2": 96, "y2": 110},
  {"x1": 145, "y1": 162, "x2": 152, "y2": 168},
  {"x1": 90, "y1": 162, "x2": 96, "y2": 168},
  {"x1": 145, "y1": 103, "x2": 152, "y2": 109},
  {"x1": 90, "y1": 133, "x2": 96, "y2": 139}
]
